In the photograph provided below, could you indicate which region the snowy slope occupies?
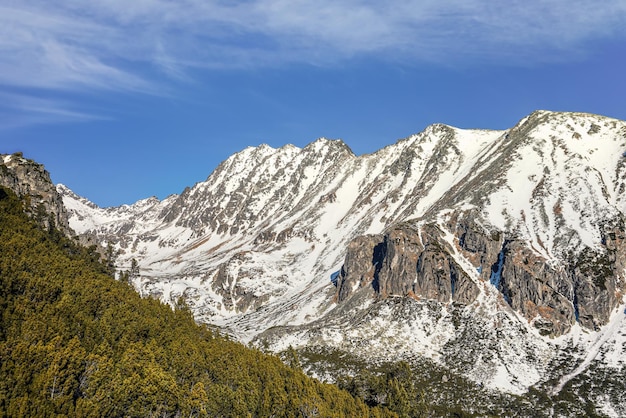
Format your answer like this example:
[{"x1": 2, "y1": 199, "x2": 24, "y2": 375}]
[
  {"x1": 60, "y1": 110, "x2": 626, "y2": 401},
  {"x1": 473, "y1": 111, "x2": 625, "y2": 256},
  {"x1": 62, "y1": 128, "x2": 510, "y2": 333}
]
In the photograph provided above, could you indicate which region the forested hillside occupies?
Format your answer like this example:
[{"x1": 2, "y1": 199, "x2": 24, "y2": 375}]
[{"x1": 0, "y1": 186, "x2": 394, "y2": 417}]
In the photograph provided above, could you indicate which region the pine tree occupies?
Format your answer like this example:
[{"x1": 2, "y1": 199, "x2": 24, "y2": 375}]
[
  {"x1": 105, "y1": 242, "x2": 116, "y2": 275},
  {"x1": 129, "y1": 257, "x2": 140, "y2": 279},
  {"x1": 0, "y1": 186, "x2": 396, "y2": 418}
]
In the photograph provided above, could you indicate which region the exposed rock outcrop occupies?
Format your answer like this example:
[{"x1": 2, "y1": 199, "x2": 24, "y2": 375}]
[
  {"x1": 335, "y1": 234, "x2": 384, "y2": 302},
  {"x1": 336, "y1": 223, "x2": 480, "y2": 306},
  {"x1": 496, "y1": 241, "x2": 575, "y2": 336},
  {"x1": 335, "y1": 204, "x2": 626, "y2": 338},
  {"x1": 0, "y1": 153, "x2": 73, "y2": 236}
]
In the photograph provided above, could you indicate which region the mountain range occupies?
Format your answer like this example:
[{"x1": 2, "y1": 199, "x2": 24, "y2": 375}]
[{"x1": 3, "y1": 110, "x2": 626, "y2": 416}]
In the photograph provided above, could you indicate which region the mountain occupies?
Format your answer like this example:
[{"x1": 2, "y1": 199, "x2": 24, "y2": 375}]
[
  {"x1": 57, "y1": 110, "x2": 626, "y2": 415},
  {"x1": 59, "y1": 126, "x2": 509, "y2": 333}
]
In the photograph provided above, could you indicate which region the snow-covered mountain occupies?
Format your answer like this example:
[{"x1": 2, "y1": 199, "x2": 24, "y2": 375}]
[
  {"x1": 60, "y1": 123, "x2": 507, "y2": 333},
  {"x1": 59, "y1": 110, "x2": 626, "y2": 412}
]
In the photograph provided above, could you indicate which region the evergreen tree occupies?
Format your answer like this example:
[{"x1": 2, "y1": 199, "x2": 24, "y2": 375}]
[
  {"x1": 129, "y1": 257, "x2": 140, "y2": 279},
  {"x1": 105, "y1": 242, "x2": 116, "y2": 275},
  {"x1": 0, "y1": 186, "x2": 394, "y2": 418}
]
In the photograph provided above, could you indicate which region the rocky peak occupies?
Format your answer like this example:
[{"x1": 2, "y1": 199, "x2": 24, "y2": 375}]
[
  {"x1": 156, "y1": 138, "x2": 356, "y2": 236},
  {"x1": 303, "y1": 137, "x2": 354, "y2": 156},
  {"x1": 333, "y1": 111, "x2": 626, "y2": 337},
  {"x1": 57, "y1": 183, "x2": 98, "y2": 209},
  {"x1": 1, "y1": 153, "x2": 73, "y2": 236}
]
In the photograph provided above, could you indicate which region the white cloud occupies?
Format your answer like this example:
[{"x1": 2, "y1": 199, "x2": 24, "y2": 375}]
[{"x1": 1, "y1": 0, "x2": 625, "y2": 106}]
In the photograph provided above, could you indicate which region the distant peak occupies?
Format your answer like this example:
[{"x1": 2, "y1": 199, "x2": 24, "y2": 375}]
[
  {"x1": 311, "y1": 137, "x2": 342, "y2": 144},
  {"x1": 56, "y1": 183, "x2": 72, "y2": 194},
  {"x1": 304, "y1": 137, "x2": 355, "y2": 156},
  {"x1": 131, "y1": 196, "x2": 161, "y2": 208},
  {"x1": 511, "y1": 110, "x2": 621, "y2": 135},
  {"x1": 527, "y1": 109, "x2": 614, "y2": 122},
  {"x1": 57, "y1": 184, "x2": 100, "y2": 209},
  {"x1": 306, "y1": 137, "x2": 335, "y2": 148},
  {"x1": 423, "y1": 122, "x2": 456, "y2": 133},
  {"x1": 279, "y1": 143, "x2": 298, "y2": 151}
]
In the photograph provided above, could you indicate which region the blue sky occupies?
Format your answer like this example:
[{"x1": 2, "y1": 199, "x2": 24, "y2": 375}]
[{"x1": 2, "y1": 1, "x2": 626, "y2": 207}]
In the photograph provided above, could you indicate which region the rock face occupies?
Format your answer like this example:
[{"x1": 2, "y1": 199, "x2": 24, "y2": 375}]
[
  {"x1": 496, "y1": 240, "x2": 574, "y2": 336},
  {"x1": 336, "y1": 211, "x2": 625, "y2": 337},
  {"x1": 0, "y1": 153, "x2": 73, "y2": 236},
  {"x1": 336, "y1": 223, "x2": 479, "y2": 306},
  {"x1": 335, "y1": 234, "x2": 384, "y2": 303}
]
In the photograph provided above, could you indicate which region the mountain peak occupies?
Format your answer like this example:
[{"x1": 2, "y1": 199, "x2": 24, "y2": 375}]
[
  {"x1": 512, "y1": 109, "x2": 622, "y2": 133},
  {"x1": 2, "y1": 152, "x2": 26, "y2": 165},
  {"x1": 303, "y1": 137, "x2": 355, "y2": 156}
]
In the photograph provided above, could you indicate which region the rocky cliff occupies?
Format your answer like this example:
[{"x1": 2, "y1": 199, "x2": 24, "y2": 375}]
[
  {"x1": 1, "y1": 153, "x2": 73, "y2": 236},
  {"x1": 336, "y1": 223, "x2": 479, "y2": 306},
  {"x1": 335, "y1": 211, "x2": 625, "y2": 338}
]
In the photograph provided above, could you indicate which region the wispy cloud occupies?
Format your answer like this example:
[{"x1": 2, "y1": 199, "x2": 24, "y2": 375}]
[
  {"x1": 0, "y1": 4, "x2": 155, "y2": 92},
  {"x1": 0, "y1": 92, "x2": 110, "y2": 130},
  {"x1": 5, "y1": 1, "x2": 626, "y2": 80},
  {"x1": 1, "y1": 0, "x2": 625, "y2": 124}
]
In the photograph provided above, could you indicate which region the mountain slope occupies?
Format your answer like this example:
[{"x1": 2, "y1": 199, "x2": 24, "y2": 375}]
[
  {"x1": 60, "y1": 128, "x2": 507, "y2": 333},
  {"x1": 0, "y1": 186, "x2": 392, "y2": 417},
  {"x1": 59, "y1": 110, "x2": 626, "y2": 408}
]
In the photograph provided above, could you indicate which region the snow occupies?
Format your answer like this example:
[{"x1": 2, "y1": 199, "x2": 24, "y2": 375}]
[
  {"x1": 551, "y1": 301, "x2": 626, "y2": 395},
  {"x1": 481, "y1": 112, "x2": 626, "y2": 260},
  {"x1": 58, "y1": 111, "x2": 626, "y2": 398}
]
